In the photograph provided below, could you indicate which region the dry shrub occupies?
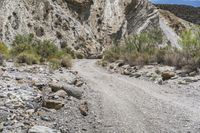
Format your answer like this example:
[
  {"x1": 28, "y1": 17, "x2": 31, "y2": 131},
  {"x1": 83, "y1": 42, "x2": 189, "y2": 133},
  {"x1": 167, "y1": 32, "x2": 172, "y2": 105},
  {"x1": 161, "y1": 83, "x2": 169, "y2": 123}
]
[
  {"x1": 103, "y1": 47, "x2": 120, "y2": 63},
  {"x1": 16, "y1": 52, "x2": 39, "y2": 65},
  {"x1": 61, "y1": 55, "x2": 72, "y2": 69},
  {"x1": 49, "y1": 58, "x2": 61, "y2": 70}
]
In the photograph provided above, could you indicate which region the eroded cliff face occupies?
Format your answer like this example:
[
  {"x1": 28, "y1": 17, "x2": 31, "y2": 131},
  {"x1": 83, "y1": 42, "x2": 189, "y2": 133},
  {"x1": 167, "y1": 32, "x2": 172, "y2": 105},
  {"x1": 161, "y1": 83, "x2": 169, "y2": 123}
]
[{"x1": 0, "y1": 0, "x2": 160, "y2": 56}]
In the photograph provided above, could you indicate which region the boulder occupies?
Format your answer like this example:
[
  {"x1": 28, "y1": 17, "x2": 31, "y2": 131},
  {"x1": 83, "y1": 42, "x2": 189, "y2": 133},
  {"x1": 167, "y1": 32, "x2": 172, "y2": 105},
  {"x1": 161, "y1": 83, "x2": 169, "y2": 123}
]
[
  {"x1": 49, "y1": 82, "x2": 63, "y2": 92},
  {"x1": 28, "y1": 126, "x2": 60, "y2": 133},
  {"x1": 63, "y1": 85, "x2": 83, "y2": 99},
  {"x1": 161, "y1": 71, "x2": 175, "y2": 80}
]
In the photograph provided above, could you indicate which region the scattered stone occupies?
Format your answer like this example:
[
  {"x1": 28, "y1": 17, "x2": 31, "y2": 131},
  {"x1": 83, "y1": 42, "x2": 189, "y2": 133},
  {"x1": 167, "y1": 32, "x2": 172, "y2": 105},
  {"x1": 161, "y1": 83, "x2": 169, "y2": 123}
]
[
  {"x1": 122, "y1": 65, "x2": 131, "y2": 70},
  {"x1": 49, "y1": 83, "x2": 63, "y2": 92},
  {"x1": 63, "y1": 85, "x2": 83, "y2": 99},
  {"x1": 0, "y1": 123, "x2": 3, "y2": 132},
  {"x1": 156, "y1": 78, "x2": 163, "y2": 85},
  {"x1": 42, "y1": 100, "x2": 64, "y2": 110},
  {"x1": 28, "y1": 125, "x2": 60, "y2": 133},
  {"x1": 130, "y1": 73, "x2": 141, "y2": 78},
  {"x1": 123, "y1": 69, "x2": 131, "y2": 75},
  {"x1": 0, "y1": 111, "x2": 9, "y2": 123},
  {"x1": 0, "y1": 62, "x2": 92, "y2": 132},
  {"x1": 184, "y1": 78, "x2": 198, "y2": 83},
  {"x1": 116, "y1": 60, "x2": 125, "y2": 67},
  {"x1": 178, "y1": 80, "x2": 188, "y2": 85},
  {"x1": 54, "y1": 90, "x2": 67, "y2": 98},
  {"x1": 26, "y1": 109, "x2": 35, "y2": 115},
  {"x1": 74, "y1": 79, "x2": 84, "y2": 87},
  {"x1": 41, "y1": 115, "x2": 53, "y2": 122},
  {"x1": 15, "y1": 76, "x2": 23, "y2": 81},
  {"x1": 189, "y1": 71, "x2": 197, "y2": 77},
  {"x1": 155, "y1": 69, "x2": 161, "y2": 74},
  {"x1": 34, "y1": 82, "x2": 47, "y2": 90},
  {"x1": 79, "y1": 101, "x2": 89, "y2": 116},
  {"x1": 161, "y1": 71, "x2": 175, "y2": 80}
]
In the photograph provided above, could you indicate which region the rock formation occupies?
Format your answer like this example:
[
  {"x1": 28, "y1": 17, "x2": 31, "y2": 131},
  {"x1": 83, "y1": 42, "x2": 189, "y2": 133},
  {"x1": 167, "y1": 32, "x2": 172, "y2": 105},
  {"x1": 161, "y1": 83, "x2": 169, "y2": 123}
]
[{"x1": 0, "y1": 0, "x2": 183, "y2": 57}]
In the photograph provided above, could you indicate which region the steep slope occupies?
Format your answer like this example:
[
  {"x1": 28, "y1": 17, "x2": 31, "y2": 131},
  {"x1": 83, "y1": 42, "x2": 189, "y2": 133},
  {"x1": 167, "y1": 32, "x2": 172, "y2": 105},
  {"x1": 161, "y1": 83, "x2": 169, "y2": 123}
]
[
  {"x1": 158, "y1": 9, "x2": 193, "y2": 48},
  {"x1": 156, "y1": 4, "x2": 200, "y2": 25},
  {"x1": 0, "y1": 0, "x2": 182, "y2": 56}
]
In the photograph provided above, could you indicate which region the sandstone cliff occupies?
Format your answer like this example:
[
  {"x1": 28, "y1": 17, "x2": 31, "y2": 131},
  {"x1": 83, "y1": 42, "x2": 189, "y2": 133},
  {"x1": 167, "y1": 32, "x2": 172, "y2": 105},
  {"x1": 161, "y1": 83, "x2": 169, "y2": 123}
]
[{"x1": 0, "y1": 0, "x2": 180, "y2": 57}]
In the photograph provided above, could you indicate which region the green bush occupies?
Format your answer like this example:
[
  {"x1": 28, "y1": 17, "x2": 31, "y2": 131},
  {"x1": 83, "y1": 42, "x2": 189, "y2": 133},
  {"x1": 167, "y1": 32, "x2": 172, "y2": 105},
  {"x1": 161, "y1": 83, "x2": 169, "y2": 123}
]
[
  {"x1": 180, "y1": 26, "x2": 200, "y2": 58},
  {"x1": 103, "y1": 29, "x2": 163, "y2": 66},
  {"x1": 10, "y1": 34, "x2": 60, "y2": 60},
  {"x1": 103, "y1": 26, "x2": 200, "y2": 72},
  {"x1": 16, "y1": 52, "x2": 40, "y2": 65},
  {"x1": 0, "y1": 42, "x2": 9, "y2": 58},
  {"x1": 12, "y1": 34, "x2": 34, "y2": 47},
  {"x1": 10, "y1": 34, "x2": 74, "y2": 67},
  {"x1": 178, "y1": 26, "x2": 200, "y2": 71},
  {"x1": 10, "y1": 43, "x2": 34, "y2": 56},
  {"x1": 35, "y1": 40, "x2": 58, "y2": 59},
  {"x1": 10, "y1": 34, "x2": 35, "y2": 56}
]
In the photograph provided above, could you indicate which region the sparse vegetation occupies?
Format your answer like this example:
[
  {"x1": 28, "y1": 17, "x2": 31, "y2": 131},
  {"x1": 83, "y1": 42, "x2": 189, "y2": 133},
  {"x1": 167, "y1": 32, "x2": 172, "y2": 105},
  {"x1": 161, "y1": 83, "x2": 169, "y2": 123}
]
[
  {"x1": 0, "y1": 41, "x2": 9, "y2": 58},
  {"x1": 49, "y1": 58, "x2": 61, "y2": 70},
  {"x1": 34, "y1": 40, "x2": 58, "y2": 60},
  {"x1": 103, "y1": 26, "x2": 200, "y2": 72},
  {"x1": 1, "y1": 34, "x2": 75, "y2": 68},
  {"x1": 103, "y1": 29, "x2": 164, "y2": 66}
]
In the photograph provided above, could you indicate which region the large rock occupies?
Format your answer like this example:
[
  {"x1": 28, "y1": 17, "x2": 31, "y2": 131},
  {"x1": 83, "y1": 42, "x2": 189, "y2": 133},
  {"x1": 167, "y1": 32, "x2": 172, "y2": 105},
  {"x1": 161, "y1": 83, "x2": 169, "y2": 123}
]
[
  {"x1": 63, "y1": 85, "x2": 83, "y2": 99},
  {"x1": 28, "y1": 125, "x2": 60, "y2": 133},
  {"x1": 161, "y1": 71, "x2": 175, "y2": 80}
]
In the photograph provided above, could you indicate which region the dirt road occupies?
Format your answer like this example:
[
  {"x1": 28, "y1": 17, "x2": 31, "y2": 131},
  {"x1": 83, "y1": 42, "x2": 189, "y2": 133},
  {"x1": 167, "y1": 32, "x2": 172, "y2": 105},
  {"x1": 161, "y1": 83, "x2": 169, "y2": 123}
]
[{"x1": 73, "y1": 59, "x2": 200, "y2": 133}]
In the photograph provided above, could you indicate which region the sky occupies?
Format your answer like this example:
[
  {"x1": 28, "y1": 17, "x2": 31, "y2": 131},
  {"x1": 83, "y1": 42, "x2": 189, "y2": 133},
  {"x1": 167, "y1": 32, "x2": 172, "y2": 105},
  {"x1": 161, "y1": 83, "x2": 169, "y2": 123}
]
[{"x1": 150, "y1": 0, "x2": 200, "y2": 7}]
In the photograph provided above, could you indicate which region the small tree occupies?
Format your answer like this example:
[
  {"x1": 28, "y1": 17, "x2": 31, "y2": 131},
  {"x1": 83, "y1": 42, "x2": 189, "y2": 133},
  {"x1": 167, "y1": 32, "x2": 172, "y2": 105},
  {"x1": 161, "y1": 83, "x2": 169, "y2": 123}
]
[{"x1": 180, "y1": 26, "x2": 200, "y2": 58}]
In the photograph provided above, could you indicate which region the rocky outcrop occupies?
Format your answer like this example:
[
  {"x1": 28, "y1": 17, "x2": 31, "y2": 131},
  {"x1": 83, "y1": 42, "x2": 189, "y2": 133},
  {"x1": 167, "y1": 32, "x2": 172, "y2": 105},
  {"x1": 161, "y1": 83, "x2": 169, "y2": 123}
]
[
  {"x1": 0, "y1": 0, "x2": 163, "y2": 56},
  {"x1": 0, "y1": 0, "x2": 183, "y2": 56}
]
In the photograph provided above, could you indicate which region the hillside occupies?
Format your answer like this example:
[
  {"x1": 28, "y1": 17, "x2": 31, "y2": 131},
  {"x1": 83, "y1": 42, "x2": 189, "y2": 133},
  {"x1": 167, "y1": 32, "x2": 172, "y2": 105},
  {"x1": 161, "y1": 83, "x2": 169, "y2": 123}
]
[
  {"x1": 0, "y1": 0, "x2": 188, "y2": 58},
  {"x1": 156, "y1": 4, "x2": 200, "y2": 25},
  {"x1": 1, "y1": 0, "x2": 200, "y2": 132},
  {"x1": 0, "y1": 0, "x2": 160, "y2": 57}
]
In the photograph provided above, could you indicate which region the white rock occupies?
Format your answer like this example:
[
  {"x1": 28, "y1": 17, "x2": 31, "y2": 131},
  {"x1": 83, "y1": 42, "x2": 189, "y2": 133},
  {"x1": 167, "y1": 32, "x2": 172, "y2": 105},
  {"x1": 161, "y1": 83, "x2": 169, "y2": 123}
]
[{"x1": 28, "y1": 126, "x2": 60, "y2": 133}]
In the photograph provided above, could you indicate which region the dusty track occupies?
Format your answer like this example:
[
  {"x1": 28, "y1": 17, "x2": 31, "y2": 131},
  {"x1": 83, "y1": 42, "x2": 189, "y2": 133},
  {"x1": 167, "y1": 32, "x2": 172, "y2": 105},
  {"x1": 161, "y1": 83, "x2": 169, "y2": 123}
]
[{"x1": 73, "y1": 59, "x2": 200, "y2": 133}]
